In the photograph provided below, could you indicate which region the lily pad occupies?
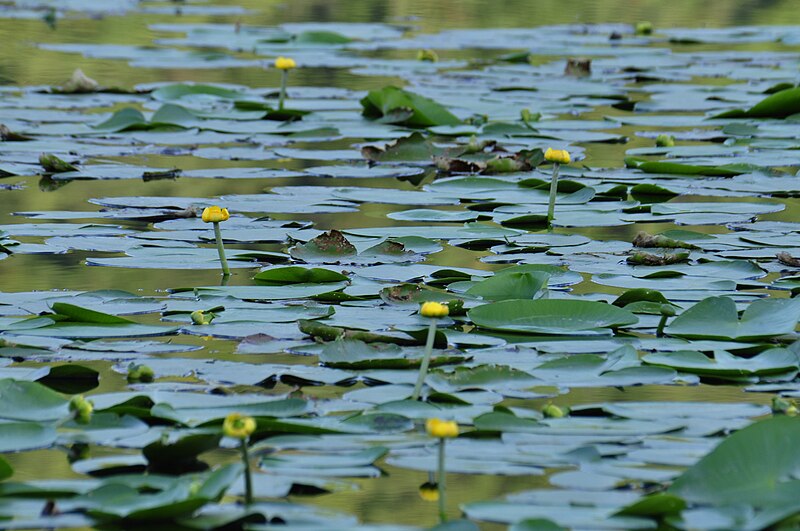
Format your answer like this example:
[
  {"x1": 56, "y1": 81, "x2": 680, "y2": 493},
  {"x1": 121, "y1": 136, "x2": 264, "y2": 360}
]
[
  {"x1": 360, "y1": 86, "x2": 461, "y2": 127},
  {"x1": 468, "y1": 300, "x2": 638, "y2": 335}
]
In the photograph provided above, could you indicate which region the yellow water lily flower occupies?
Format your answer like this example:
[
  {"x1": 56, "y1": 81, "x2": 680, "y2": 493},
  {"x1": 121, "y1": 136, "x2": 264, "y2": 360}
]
[
  {"x1": 426, "y1": 418, "x2": 459, "y2": 438},
  {"x1": 419, "y1": 482, "x2": 440, "y2": 501},
  {"x1": 223, "y1": 412, "x2": 256, "y2": 439},
  {"x1": 544, "y1": 148, "x2": 570, "y2": 164},
  {"x1": 420, "y1": 301, "x2": 449, "y2": 318},
  {"x1": 201, "y1": 206, "x2": 229, "y2": 223},
  {"x1": 275, "y1": 56, "x2": 297, "y2": 70}
]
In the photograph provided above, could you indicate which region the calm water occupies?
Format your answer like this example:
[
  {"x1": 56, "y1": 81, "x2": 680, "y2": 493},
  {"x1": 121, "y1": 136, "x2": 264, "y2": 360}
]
[{"x1": 1, "y1": 0, "x2": 798, "y2": 528}]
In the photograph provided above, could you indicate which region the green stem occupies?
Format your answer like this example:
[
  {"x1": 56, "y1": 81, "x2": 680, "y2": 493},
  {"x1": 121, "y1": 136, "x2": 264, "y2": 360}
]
[
  {"x1": 437, "y1": 438, "x2": 447, "y2": 523},
  {"x1": 240, "y1": 439, "x2": 253, "y2": 505},
  {"x1": 656, "y1": 314, "x2": 669, "y2": 337},
  {"x1": 546, "y1": 162, "x2": 561, "y2": 228},
  {"x1": 411, "y1": 320, "x2": 437, "y2": 401},
  {"x1": 279, "y1": 70, "x2": 288, "y2": 110},
  {"x1": 213, "y1": 222, "x2": 230, "y2": 277}
]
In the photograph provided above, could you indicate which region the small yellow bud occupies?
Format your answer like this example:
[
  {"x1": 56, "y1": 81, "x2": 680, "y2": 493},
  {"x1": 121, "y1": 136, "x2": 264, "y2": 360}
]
[
  {"x1": 635, "y1": 21, "x2": 653, "y2": 35},
  {"x1": 201, "y1": 206, "x2": 229, "y2": 223},
  {"x1": 425, "y1": 418, "x2": 458, "y2": 439},
  {"x1": 416, "y1": 49, "x2": 438, "y2": 62},
  {"x1": 188, "y1": 480, "x2": 203, "y2": 497},
  {"x1": 418, "y1": 482, "x2": 439, "y2": 502},
  {"x1": 69, "y1": 395, "x2": 94, "y2": 424},
  {"x1": 521, "y1": 108, "x2": 540, "y2": 124},
  {"x1": 420, "y1": 301, "x2": 449, "y2": 318},
  {"x1": 222, "y1": 412, "x2": 256, "y2": 439},
  {"x1": 656, "y1": 134, "x2": 675, "y2": 147},
  {"x1": 138, "y1": 365, "x2": 155, "y2": 382},
  {"x1": 773, "y1": 396, "x2": 799, "y2": 416},
  {"x1": 191, "y1": 310, "x2": 214, "y2": 325},
  {"x1": 128, "y1": 363, "x2": 155, "y2": 383},
  {"x1": 275, "y1": 56, "x2": 296, "y2": 70},
  {"x1": 544, "y1": 148, "x2": 570, "y2": 164},
  {"x1": 127, "y1": 365, "x2": 141, "y2": 381},
  {"x1": 542, "y1": 403, "x2": 567, "y2": 418}
]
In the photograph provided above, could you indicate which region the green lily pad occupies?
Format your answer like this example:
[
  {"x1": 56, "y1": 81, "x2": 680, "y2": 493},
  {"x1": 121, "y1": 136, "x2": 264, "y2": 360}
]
[
  {"x1": 715, "y1": 86, "x2": 800, "y2": 118},
  {"x1": 254, "y1": 266, "x2": 349, "y2": 285},
  {"x1": 625, "y1": 157, "x2": 748, "y2": 177},
  {"x1": 360, "y1": 86, "x2": 461, "y2": 127},
  {"x1": 642, "y1": 348, "x2": 799, "y2": 377},
  {"x1": 469, "y1": 300, "x2": 638, "y2": 335},
  {"x1": 666, "y1": 296, "x2": 800, "y2": 341}
]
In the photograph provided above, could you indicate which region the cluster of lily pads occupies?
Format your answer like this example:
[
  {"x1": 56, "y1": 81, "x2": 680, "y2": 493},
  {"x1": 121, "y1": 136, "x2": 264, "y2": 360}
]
[{"x1": 1, "y1": 5, "x2": 800, "y2": 530}]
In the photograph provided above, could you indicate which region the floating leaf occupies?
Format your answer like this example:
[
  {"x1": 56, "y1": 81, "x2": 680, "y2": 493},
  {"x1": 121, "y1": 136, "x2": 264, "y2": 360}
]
[
  {"x1": 715, "y1": 86, "x2": 800, "y2": 119},
  {"x1": 642, "y1": 349, "x2": 799, "y2": 378},
  {"x1": 254, "y1": 266, "x2": 349, "y2": 285},
  {"x1": 360, "y1": 86, "x2": 461, "y2": 127},
  {"x1": 469, "y1": 300, "x2": 637, "y2": 335},
  {"x1": 666, "y1": 296, "x2": 800, "y2": 341},
  {"x1": 319, "y1": 339, "x2": 463, "y2": 370},
  {"x1": 625, "y1": 157, "x2": 747, "y2": 177},
  {"x1": 465, "y1": 271, "x2": 550, "y2": 301}
]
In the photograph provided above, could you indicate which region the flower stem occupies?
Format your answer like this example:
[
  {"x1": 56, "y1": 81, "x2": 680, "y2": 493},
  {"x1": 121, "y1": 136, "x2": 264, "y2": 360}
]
[
  {"x1": 546, "y1": 162, "x2": 561, "y2": 228},
  {"x1": 656, "y1": 314, "x2": 669, "y2": 337},
  {"x1": 213, "y1": 221, "x2": 230, "y2": 277},
  {"x1": 437, "y1": 438, "x2": 447, "y2": 523},
  {"x1": 240, "y1": 439, "x2": 253, "y2": 505},
  {"x1": 279, "y1": 70, "x2": 288, "y2": 110},
  {"x1": 411, "y1": 320, "x2": 437, "y2": 401}
]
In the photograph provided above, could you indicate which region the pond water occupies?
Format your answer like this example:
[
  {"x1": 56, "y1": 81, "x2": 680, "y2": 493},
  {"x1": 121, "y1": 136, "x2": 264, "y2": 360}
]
[{"x1": 2, "y1": 0, "x2": 800, "y2": 530}]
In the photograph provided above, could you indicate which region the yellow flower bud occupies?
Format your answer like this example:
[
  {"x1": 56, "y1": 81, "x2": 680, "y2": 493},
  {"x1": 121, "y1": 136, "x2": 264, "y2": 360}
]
[
  {"x1": 188, "y1": 480, "x2": 203, "y2": 497},
  {"x1": 128, "y1": 363, "x2": 155, "y2": 383},
  {"x1": 416, "y1": 49, "x2": 438, "y2": 62},
  {"x1": 69, "y1": 395, "x2": 94, "y2": 424},
  {"x1": 425, "y1": 418, "x2": 458, "y2": 439},
  {"x1": 544, "y1": 148, "x2": 570, "y2": 164},
  {"x1": 635, "y1": 21, "x2": 653, "y2": 35},
  {"x1": 201, "y1": 206, "x2": 229, "y2": 223},
  {"x1": 418, "y1": 482, "x2": 439, "y2": 502},
  {"x1": 773, "y1": 396, "x2": 799, "y2": 416},
  {"x1": 542, "y1": 403, "x2": 567, "y2": 418},
  {"x1": 191, "y1": 310, "x2": 214, "y2": 325},
  {"x1": 223, "y1": 412, "x2": 256, "y2": 439},
  {"x1": 655, "y1": 134, "x2": 675, "y2": 147},
  {"x1": 420, "y1": 301, "x2": 449, "y2": 318},
  {"x1": 138, "y1": 365, "x2": 155, "y2": 382},
  {"x1": 275, "y1": 56, "x2": 296, "y2": 70}
]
